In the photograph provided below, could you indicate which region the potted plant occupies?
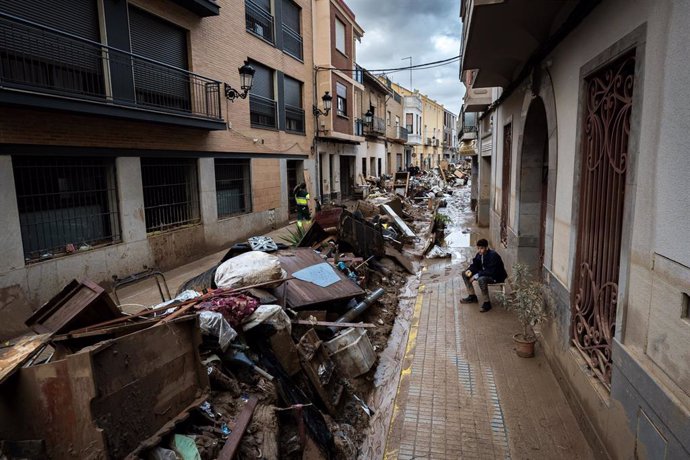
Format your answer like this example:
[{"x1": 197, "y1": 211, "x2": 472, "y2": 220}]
[{"x1": 495, "y1": 263, "x2": 550, "y2": 358}]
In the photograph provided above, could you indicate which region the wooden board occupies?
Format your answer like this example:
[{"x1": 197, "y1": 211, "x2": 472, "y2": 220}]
[
  {"x1": 218, "y1": 395, "x2": 259, "y2": 459},
  {"x1": 273, "y1": 249, "x2": 364, "y2": 309},
  {"x1": 0, "y1": 333, "x2": 51, "y2": 385},
  {"x1": 384, "y1": 245, "x2": 416, "y2": 274},
  {"x1": 380, "y1": 204, "x2": 416, "y2": 239}
]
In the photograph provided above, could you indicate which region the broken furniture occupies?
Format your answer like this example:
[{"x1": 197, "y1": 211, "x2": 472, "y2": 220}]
[
  {"x1": 0, "y1": 316, "x2": 209, "y2": 460},
  {"x1": 296, "y1": 329, "x2": 343, "y2": 415},
  {"x1": 111, "y1": 267, "x2": 171, "y2": 305},
  {"x1": 25, "y1": 279, "x2": 123, "y2": 335}
]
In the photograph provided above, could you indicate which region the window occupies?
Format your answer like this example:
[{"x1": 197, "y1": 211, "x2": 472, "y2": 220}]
[
  {"x1": 284, "y1": 75, "x2": 305, "y2": 133},
  {"x1": 406, "y1": 113, "x2": 413, "y2": 133},
  {"x1": 215, "y1": 159, "x2": 252, "y2": 218},
  {"x1": 335, "y1": 17, "x2": 346, "y2": 54},
  {"x1": 141, "y1": 158, "x2": 200, "y2": 232},
  {"x1": 13, "y1": 156, "x2": 120, "y2": 262},
  {"x1": 282, "y1": 0, "x2": 303, "y2": 60},
  {"x1": 249, "y1": 61, "x2": 277, "y2": 129},
  {"x1": 336, "y1": 82, "x2": 347, "y2": 117},
  {"x1": 387, "y1": 111, "x2": 391, "y2": 126},
  {"x1": 395, "y1": 115, "x2": 400, "y2": 126},
  {"x1": 245, "y1": 0, "x2": 274, "y2": 43}
]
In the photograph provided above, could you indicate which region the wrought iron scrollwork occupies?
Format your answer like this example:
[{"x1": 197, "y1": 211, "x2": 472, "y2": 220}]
[{"x1": 571, "y1": 52, "x2": 636, "y2": 390}]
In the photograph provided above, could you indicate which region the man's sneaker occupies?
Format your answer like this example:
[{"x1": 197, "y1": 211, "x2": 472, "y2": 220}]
[
  {"x1": 480, "y1": 302, "x2": 492, "y2": 313},
  {"x1": 460, "y1": 294, "x2": 478, "y2": 304}
]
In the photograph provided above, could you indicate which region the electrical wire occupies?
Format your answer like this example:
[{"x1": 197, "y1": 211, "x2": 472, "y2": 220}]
[{"x1": 316, "y1": 54, "x2": 460, "y2": 73}]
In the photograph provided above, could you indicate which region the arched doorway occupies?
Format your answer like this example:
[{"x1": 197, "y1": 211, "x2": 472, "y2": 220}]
[{"x1": 517, "y1": 97, "x2": 548, "y2": 272}]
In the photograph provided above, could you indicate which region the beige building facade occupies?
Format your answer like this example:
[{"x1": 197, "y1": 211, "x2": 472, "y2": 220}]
[{"x1": 0, "y1": 0, "x2": 315, "y2": 306}]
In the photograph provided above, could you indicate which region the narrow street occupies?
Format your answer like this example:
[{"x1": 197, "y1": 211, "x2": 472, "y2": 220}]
[{"x1": 374, "y1": 186, "x2": 594, "y2": 459}]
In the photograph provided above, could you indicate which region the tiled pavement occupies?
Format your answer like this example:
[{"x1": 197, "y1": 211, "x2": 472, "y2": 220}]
[{"x1": 384, "y1": 261, "x2": 595, "y2": 459}]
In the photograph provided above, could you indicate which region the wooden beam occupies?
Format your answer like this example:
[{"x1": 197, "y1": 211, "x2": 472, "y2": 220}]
[
  {"x1": 290, "y1": 320, "x2": 376, "y2": 329},
  {"x1": 218, "y1": 395, "x2": 259, "y2": 460},
  {"x1": 380, "y1": 204, "x2": 416, "y2": 239}
]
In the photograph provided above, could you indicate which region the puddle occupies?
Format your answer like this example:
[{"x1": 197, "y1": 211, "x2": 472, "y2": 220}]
[{"x1": 444, "y1": 230, "x2": 470, "y2": 248}]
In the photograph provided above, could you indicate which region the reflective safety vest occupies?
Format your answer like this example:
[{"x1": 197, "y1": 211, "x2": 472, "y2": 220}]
[{"x1": 295, "y1": 192, "x2": 309, "y2": 206}]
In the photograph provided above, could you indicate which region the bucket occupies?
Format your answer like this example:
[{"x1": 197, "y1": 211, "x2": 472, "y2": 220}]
[{"x1": 323, "y1": 327, "x2": 376, "y2": 378}]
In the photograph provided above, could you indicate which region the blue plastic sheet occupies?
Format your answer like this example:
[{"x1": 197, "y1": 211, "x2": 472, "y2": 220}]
[{"x1": 292, "y1": 262, "x2": 340, "y2": 287}]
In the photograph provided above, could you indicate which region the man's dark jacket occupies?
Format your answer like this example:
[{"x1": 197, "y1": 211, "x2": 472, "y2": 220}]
[{"x1": 467, "y1": 249, "x2": 507, "y2": 282}]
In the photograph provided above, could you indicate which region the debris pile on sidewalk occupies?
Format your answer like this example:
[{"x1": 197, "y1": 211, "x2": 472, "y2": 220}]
[{"x1": 0, "y1": 168, "x2": 458, "y2": 459}]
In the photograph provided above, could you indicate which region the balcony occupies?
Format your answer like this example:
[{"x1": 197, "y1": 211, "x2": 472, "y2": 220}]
[
  {"x1": 170, "y1": 0, "x2": 220, "y2": 17},
  {"x1": 463, "y1": 76, "x2": 493, "y2": 112},
  {"x1": 404, "y1": 95, "x2": 423, "y2": 112},
  {"x1": 245, "y1": 0, "x2": 274, "y2": 44},
  {"x1": 393, "y1": 126, "x2": 408, "y2": 142},
  {"x1": 249, "y1": 94, "x2": 277, "y2": 129},
  {"x1": 0, "y1": 12, "x2": 224, "y2": 130},
  {"x1": 354, "y1": 118, "x2": 365, "y2": 136},
  {"x1": 365, "y1": 116, "x2": 386, "y2": 136},
  {"x1": 461, "y1": 125, "x2": 478, "y2": 141},
  {"x1": 461, "y1": 0, "x2": 581, "y2": 88},
  {"x1": 282, "y1": 25, "x2": 303, "y2": 61},
  {"x1": 285, "y1": 104, "x2": 305, "y2": 134},
  {"x1": 407, "y1": 132, "x2": 422, "y2": 146}
]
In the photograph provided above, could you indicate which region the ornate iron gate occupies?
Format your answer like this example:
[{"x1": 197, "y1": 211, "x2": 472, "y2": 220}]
[
  {"x1": 500, "y1": 123, "x2": 512, "y2": 248},
  {"x1": 572, "y1": 51, "x2": 636, "y2": 389}
]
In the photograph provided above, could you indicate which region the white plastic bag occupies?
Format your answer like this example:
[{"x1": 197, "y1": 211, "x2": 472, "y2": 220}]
[
  {"x1": 242, "y1": 304, "x2": 291, "y2": 333},
  {"x1": 214, "y1": 251, "x2": 285, "y2": 289},
  {"x1": 199, "y1": 311, "x2": 237, "y2": 351}
]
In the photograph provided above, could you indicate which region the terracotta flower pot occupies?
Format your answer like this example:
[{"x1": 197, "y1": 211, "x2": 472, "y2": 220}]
[{"x1": 513, "y1": 333, "x2": 536, "y2": 358}]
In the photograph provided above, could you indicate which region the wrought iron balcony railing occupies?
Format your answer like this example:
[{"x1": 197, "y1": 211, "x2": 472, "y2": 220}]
[
  {"x1": 282, "y1": 24, "x2": 303, "y2": 61},
  {"x1": 249, "y1": 94, "x2": 277, "y2": 129},
  {"x1": 395, "y1": 126, "x2": 408, "y2": 142},
  {"x1": 365, "y1": 116, "x2": 386, "y2": 136},
  {"x1": 245, "y1": 0, "x2": 275, "y2": 44},
  {"x1": 463, "y1": 125, "x2": 478, "y2": 133},
  {"x1": 0, "y1": 12, "x2": 223, "y2": 123},
  {"x1": 354, "y1": 118, "x2": 364, "y2": 136},
  {"x1": 285, "y1": 104, "x2": 305, "y2": 133}
]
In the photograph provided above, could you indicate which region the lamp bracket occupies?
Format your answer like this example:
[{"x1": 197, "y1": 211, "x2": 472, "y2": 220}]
[{"x1": 225, "y1": 83, "x2": 248, "y2": 102}]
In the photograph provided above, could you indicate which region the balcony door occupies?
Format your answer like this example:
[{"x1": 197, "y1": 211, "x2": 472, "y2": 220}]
[{"x1": 128, "y1": 6, "x2": 190, "y2": 112}]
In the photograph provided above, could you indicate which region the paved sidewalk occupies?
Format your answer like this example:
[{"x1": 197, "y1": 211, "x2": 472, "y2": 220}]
[{"x1": 384, "y1": 253, "x2": 594, "y2": 459}]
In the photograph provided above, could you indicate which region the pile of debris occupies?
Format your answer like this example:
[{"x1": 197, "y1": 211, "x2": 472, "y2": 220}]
[{"x1": 0, "y1": 170, "x2": 455, "y2": 460}]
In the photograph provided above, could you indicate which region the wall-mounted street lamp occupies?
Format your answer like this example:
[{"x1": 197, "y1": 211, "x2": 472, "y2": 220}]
[
  {"x1": 224, "y1": 60, "x2": 255, "y2": 102},
  {"x1": 313, "y1": 91, "x2": 333, "y2": 117},
  {"x1": 364, "y1": 107, "x2": 374, "y2": 127}
]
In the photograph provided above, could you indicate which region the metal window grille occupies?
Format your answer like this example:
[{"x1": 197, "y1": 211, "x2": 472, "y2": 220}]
[
  {"x1": 245, "y1": 0, "x2": 274, "y2": 44},
  {"x1": 141, "y1": 158, "x2": 200, "y2": 232},
  {"x1": 12, "y1": 156, "x2": 121, "y2": 262},
  {"x1": 285, "y1": 104, "x2": 305, "y2": 133},
  {"x1": 215, "y1": 159, "x2": 252, "y2": 218},
  {"x1": 249, "y1": 94, "x2": 278, "y2": 129}
]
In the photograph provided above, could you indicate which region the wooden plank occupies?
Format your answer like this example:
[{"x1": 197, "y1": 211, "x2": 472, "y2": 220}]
[
  {"x1": 384, "y1": 245, "x2": 415, "y2": 274},
  {"x1": 380, "y1": 204, "x2": 416, "y2": 238},
  {"x1": 218, "y1": 395, "x2": 259, "y2": 460},
  {"x1": 290, "y1": 320, "x2": 375, "y2": 328},
  {"x1": 0, "y1": 333, "x2": 52, "y2": 385}
]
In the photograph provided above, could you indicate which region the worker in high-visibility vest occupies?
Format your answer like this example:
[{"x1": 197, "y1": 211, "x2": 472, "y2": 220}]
[{"x1": 294, "y1": 183, "x2": 311, "y2": 229}]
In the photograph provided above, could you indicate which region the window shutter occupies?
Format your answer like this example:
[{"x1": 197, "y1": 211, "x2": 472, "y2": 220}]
[
  {"x1": 284, "y1": 76, "x2": 302, "y2": 107},
  {"x1": 282, "y1": 0, "x2": 300, "y2": 32},
  {"x1": 0, "y1": 0, "x2": 99, "y2": 40},
  {"x1": 128, "y1": 6, "x2": 188, "y2": 69},
  {"x1": 251, "y1": 62, "x2": 274, "y2": 99}
]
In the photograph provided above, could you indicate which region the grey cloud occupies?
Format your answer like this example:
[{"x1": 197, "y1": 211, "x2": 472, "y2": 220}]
[{"x1": 347, "y1": 0, "x2": 465, "y2": 116}]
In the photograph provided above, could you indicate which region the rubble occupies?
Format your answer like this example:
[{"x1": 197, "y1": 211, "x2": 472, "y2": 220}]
[{"x1": 0, "y1": 166, "x2": 465, "y2": 460}]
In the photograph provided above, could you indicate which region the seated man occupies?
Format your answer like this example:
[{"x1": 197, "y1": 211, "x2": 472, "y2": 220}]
[{"x1": 460, "y1": 238, "x2": 507, "y2": 312}]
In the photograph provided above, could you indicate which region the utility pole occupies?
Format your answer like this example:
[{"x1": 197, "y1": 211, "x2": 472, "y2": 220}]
[{"x1": 402, "y1": 56, "x2": 412, "y2": 89}]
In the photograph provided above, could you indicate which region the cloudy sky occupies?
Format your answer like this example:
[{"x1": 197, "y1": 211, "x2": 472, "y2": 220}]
[{"x1": 345, "y1": 0, "x2": 465, "y2": 117}]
